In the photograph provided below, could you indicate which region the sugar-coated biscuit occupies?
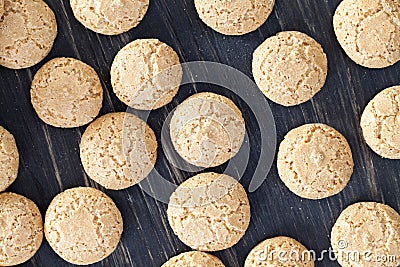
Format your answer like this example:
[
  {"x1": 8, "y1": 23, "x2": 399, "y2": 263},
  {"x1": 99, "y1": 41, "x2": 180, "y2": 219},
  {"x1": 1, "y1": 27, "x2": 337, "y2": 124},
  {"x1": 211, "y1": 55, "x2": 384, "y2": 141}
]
[
  {"x1": 360, "y1": 85, "x2": 400, "y2": 159},
  {"x1": 111, "y1": 39, "x2": 182, "y2": 110},
  {"x1": 170, "y1": 92, "x2": 245, "y2": 168},
  {"x1": 253, "y1": 31, "x2": 328, "y2": 106},
  {"x1": 162, "y1": 251, "x2": 225, "y2": 267},
  {"x1": 277, "y1": 124, "x2": 354, "y2": 199},
  {"x1": 70, "y1": 0, "x2": 149, "y2": 35},
  {"x1": 44, "y1": 187, "x2": 123, "y2": 265},
  {"x1": 167, "y1": 172, "x2": 250, "y2": 251},
  {"x1": 31, "y1": 57, "x2": 103, "y2": 128},
  {"x1": 331, "y1": 202, "x2": 400, "y2": 267},
  {"x1": 0, "y1": 192, "x2": 43, "y2": 266},
  {"x1": 0, "y1": 0, "x2": 57, "y2": 69},
  {"x1": 0, "y1": 126, "x2": 19, "y2": 192},
  {"x1": 333, "y1": 0, "x2": 400, "y2": 68},
  {"x1": 194, "y1": 0, "x2": 275, "y2": 35},
  {"x1": 80, "y1": 112, "x2": 157, "y2": 190},
  {"x1": 245, "y1": 236, "x2": 314, "y2": 267}
]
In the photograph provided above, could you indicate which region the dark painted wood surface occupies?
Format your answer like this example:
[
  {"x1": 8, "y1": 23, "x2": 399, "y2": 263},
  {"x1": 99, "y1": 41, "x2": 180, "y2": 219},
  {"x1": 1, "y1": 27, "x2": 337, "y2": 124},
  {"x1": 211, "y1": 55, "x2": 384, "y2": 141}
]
[{"x1": 0, "y1": 0, "x2": 399, "y2": 266}]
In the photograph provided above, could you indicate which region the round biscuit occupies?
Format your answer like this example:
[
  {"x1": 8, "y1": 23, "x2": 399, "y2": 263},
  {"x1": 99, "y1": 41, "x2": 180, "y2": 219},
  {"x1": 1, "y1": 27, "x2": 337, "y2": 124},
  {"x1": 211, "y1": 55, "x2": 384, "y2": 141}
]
[
  {"x1": 360, "y1": 85, "x2": 400, "y2": 159},
  {"x1": 331, "y1": 202, "x2": 400, "y2": 267},
  {"x1": 44, "y1": 187, "x2": 123, "y2": 265},
  {"x1": 0, "y1": 0, "x2": 57, "y2": 69},
  {"x1": 167, "y1": 172, "x2": 250, "y2": 251},
  {"x1": 277, "y1": 123, "x2": 354, "y2": 199},
  {"x1": 252, "y1": 31, "x2": 328, "y2": 106},
  {"x1": 111, "y1": 39, "x2": 182, "y2": 110},
  {"x1": 333, "y1": 0, "x2": 400, "y2": 68},
  {"x1": 80, "y1": 112, "x2": 157, "y2": 190},
  {"x1": 0, "y1": 126, "x2": 19, "y2": 192},
  {"x1": 0, "y1": 192, "x2": 43, "y2": 266},
  {"x1": 31, "y1": 57, "x2": 103, "y2": 128},
  {"x1": 169, "y1": 92, "x2": 245, "y2": 168},
  {"x1": 194, "y1": 0, "x2": 275, "y2": 35},
  {"x1": 70, "y1": 0, "x2": 149, "y2": 35}
]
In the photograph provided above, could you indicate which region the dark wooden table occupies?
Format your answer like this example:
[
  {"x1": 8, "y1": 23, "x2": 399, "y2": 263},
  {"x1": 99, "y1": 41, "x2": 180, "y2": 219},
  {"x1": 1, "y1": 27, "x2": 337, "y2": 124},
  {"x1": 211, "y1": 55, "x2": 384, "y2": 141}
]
[{"x1": 1, "y1": 0, "x2": 399, "y2": 266}]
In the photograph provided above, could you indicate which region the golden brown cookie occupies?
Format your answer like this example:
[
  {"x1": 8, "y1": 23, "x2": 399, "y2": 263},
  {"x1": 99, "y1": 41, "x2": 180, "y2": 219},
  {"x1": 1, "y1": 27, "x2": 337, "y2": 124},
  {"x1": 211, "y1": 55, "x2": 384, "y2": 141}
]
[
  {"x1": 245, "y1": 236, "x2": 314, "y2": 267},
  {"x1": 0, "y1": 0, "x2": 57, "y2": 69},
  {"x1": 253, "y1": 31, "x2": 328, "y2": 106},
  {"x1": 167, "y1": 172, "x2": 250, "y2": 251},
  {"x1": 44, "y1": 187, "x2": 123, "y2": 265},
  {"x1": 333, "y1": 0, "x2": 400, "y2": 68},
  {"x1": 31, "y1": 57, "x2": 103, "y2": 128},
  {"x1": 0, "y1": 192, "x2": 43, "y2": 266},
  {"x1": 80, "y1": 112, "x2": 157, "y2": 190},
  {"x1": 162, "y1": 251, "x2": 225, "y2": 267},
  {"x1": 331, "y1": 202, "x2": 400, "y2": 267},
  {"x1": 277, "y1": 124, "x2": 354, "y2": 199},
  {"x1": 70, "y1": 0, "x2": 149, "y2": 35},
  {"x1": 170, "y1": 92, "x2": 245, "y2": 168},
  {"x1": 111, "y1": 39, "x2": 182, "y2": 110},
  {"x1": 360, "y1": 85, "x2": 400, "y2": 159},
  {"x1": 194, "y1": 0, "x2": 275, "y2": 35},
  {"x1": 0, "y1": 126, "x2": 19, "y2": 192}
]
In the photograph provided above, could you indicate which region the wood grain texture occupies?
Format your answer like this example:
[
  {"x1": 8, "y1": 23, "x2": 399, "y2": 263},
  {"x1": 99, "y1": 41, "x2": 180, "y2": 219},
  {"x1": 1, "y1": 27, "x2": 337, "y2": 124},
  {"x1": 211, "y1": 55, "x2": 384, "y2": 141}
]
[{"x1": 0, "y1": 0, "x2": 399, "y2": 266}]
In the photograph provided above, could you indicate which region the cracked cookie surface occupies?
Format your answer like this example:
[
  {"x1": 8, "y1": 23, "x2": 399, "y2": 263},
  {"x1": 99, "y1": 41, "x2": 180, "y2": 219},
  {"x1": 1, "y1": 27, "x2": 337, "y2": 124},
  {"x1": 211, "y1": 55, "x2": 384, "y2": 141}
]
[
  {"x1": 0, "y1": 0, "x2": 57, "y2": 69},
  {"x1": 277, "y1": 123, "x2": 354, "y2": 200},
  {"x1": 44, "y1": 187, "x2": 123, "y2": 265},
  {"x1": 80, "y1": 112, "x2": 157, "y2": 190},
  {"x1": 31, "y1": 57, "x2": 103, "y2": 128},
  {"x1": 331, "y1": 202, "x2": 400, "y2": 267},
  {"x1": 333, "y1": 0, "x2": 400, "y2": 68},
  {"x1": 0, "y1": 126, "x2": 19, "y2": 192},
  {"x1": 70, "y1": 0, "x2": 149, "y2": 35},
  {"x1": 0, "y1": 192, "x2": 43, "y2": 266},
  {"x1": 194, "y1": 0, "x2": 275, "y2": 35},
  {"x1": 111, "y1": 39, "x2": 182, "y2": 110},
  {"x1": 245, "y1": 236, "x2": 314, "y2": 267},
  {"x1": 252, "y1": 31, "x2": 328, "y2": 106},
  {"x1": 170, "y1": 92, "x2": 245, "y2": 168},
  {"x1": 360, "y1": 85, "x2": 400, "y2": 159},
  {"x1": 167, "y1": 172, "x2": 250, "y2": 251},
  {"x1": 162, "y1": 251, "x2": 225, "y2": 267}
]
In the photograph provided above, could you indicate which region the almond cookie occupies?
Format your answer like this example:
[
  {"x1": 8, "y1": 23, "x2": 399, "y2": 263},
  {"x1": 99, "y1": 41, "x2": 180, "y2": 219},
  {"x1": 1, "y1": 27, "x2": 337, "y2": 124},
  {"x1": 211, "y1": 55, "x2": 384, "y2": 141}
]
[
  {"x1": 0, "y1": 192, "x2": 43, "y2": 266},
  {"x1": 0, "y1": 0, "x2": 57, "y2": 69},
  {"x1": 167, "y1": 172, "x2": 250, "y2": 251},
  {"x1": 44, "y1": 187, "x2": 123, "y2": 265},
  {"x1": 170, "y1": 92, "x2": 245, "y2": 168},
  {"x1": 194, "y1": 0, "x2": 275, "y2": 35},
  {"x1": 331, "y1": 202, "x2": 400, "y2": 267},
  {"x1": 333, "y1": 0, "x2": 400, "y2": 68},
  {"x1": 245, "y1": 236, "x2": 314, "y2": 267},
  {"x1": 162, "y1": 251, "x2": 225, "y2": 267},
  {"x1": 70, "y1": 0, "x2": 149, "y2": 35},
  {"x1": 0, "y1": 126, "x2": 19, "y2": 192},
  {"x1": 360, "y1": 85, "x2": 400, "y2": 159},
  {"x1": 253, "y1": 31, "x2": 328, "y2": 106},
  {"x1": 80, "y1": 112, "x2": 157, "y2": 190},
  {"x1": 111, "y1": 39, "x2": 182, "y2": 110},
  {"x1": 31, "y1": 57, "x2": 103, "y2": 128},
  {"x1": 277, "y1": 124, "x2": 354, "y2": 199}
]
